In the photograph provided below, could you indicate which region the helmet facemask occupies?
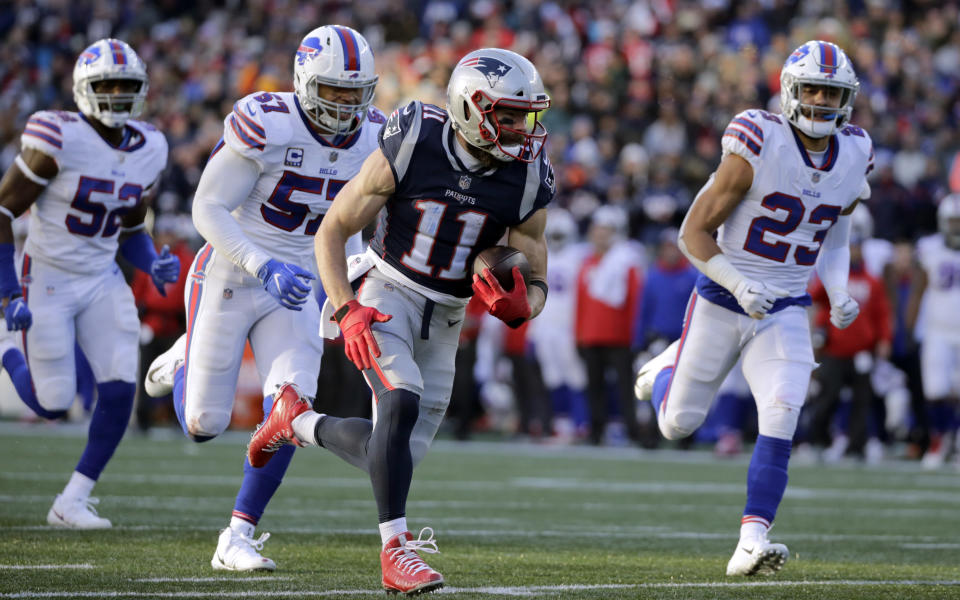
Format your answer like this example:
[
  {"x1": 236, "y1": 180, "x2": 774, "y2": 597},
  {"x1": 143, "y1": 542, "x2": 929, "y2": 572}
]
[
  {"x1": 781, "y1": 77, "x2": 856, "y2": 138},
  {"x1": 296, "y1": 71, "x2": 377, "y2": 136},
  {"x1": 465, "y1": 89, "x2": 549, "y2": 163}
]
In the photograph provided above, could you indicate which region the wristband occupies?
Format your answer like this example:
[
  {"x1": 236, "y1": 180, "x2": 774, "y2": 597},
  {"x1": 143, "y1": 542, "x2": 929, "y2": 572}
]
[{"x1": 529, "y1": 279, "x2": 548, "y2": 300}]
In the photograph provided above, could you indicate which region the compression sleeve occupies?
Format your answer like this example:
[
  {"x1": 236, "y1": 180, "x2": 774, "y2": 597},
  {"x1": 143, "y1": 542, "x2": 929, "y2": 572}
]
[
  {"x1": 816, "y1": 213, "x2": 852, "y2": 298},
  {"x1": 192, "y1": 145, "x2": 271, "y2": 278}
]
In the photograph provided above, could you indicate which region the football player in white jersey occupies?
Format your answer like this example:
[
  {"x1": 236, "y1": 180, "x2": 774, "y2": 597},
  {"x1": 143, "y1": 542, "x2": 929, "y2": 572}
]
[
  {"x1": 635, "y1": 40, "x2": 873, "y2": 576},
  {"x1": 0, "y1": 39, "x2": 179, "y2": 528},
  {"x1": 142, "y1": 25, "x2": 382, "y2": 571},
  {"x1": 914, "y1": 194, "x2": 960, "y2": 468}
]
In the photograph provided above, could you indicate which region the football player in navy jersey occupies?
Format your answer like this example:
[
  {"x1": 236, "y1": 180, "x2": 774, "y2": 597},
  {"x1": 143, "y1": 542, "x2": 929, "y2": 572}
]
[{"x1": 248, "y1": 48, "x2": 554, "y2": 595}]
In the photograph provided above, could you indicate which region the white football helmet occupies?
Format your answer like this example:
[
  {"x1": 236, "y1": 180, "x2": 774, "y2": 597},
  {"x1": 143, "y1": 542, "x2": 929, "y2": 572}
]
[
  {"x1": 938, "y1": 194, "x2": 960, "y2": 249},
  {"x1": 72, "y1": 39, "x2": 148, "y2": 129},
  {"x1": 780, "y1": 40, "x2": 859, "y2": 138},
  {"x1": 447, "y1": 48, "x2": 550, "y2": 163},
  {"x1": 293, "y1": 25, "x2": 378, "y2": 136}
]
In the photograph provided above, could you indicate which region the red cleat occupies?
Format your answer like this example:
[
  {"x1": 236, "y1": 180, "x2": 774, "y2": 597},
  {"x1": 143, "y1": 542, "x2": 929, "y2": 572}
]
[
  {"x1": 247, "y1": 382, "x2": 310, "y2": 468},
  {"x1": 381, "y1": 528, "x2": 444, "y2": 596}
]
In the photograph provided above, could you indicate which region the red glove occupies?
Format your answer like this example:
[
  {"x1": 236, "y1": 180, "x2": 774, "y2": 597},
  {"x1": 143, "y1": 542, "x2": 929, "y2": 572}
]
[
  {"x1": 471, "y1": 266, "x2": 531, "y2": 329},
  {"x1": 334, "y1": 299, "x2": 392, "y2": 371}
]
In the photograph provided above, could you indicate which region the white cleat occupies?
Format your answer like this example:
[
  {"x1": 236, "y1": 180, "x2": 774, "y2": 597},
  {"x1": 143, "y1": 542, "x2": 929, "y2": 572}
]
[
  {"x1": 144, "y1": 334, "x2": 186, "y2": 398},
  {"x1": 46, "y1": 494, "x2": 112, "y2": 529},
  {"x1": 726, "y1": 538, "x2": 789, "y2": 576},
  {"x1": 211, "y1": 527, "x2": 277, "y2": 572},
  {"x1": 634, "y1": 340, "x2": 679, "y2": 402}
]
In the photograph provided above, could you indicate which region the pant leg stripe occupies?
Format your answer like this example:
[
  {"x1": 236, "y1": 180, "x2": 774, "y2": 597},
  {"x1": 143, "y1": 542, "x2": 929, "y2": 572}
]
[{"x1": 660, "y1": 292, "x2": 698, "y2": 416}]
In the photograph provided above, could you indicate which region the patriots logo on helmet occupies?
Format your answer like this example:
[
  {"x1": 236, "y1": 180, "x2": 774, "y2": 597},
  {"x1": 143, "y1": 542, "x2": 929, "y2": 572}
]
[
  {"x1": 296, "y1": 37, "x2": 323, "y2": 66},
  {"x1": 79, "y1": 47, "x2": 102, "y2": 65},
  {"x1": 460, "y1": 56, "x2": 513, "y2": 87}
]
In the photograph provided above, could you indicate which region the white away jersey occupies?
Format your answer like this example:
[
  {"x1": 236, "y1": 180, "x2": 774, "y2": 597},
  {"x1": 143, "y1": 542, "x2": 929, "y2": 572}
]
[
  {"x1": 218, "y1": 91, "x2": 384, "y2": 271},
  {"x1": 20, "y1": 110, "x2": 168, "y2": 274},
  {"x1": 917, "y1": 234, "x2": 960, "y2": 340},
  {"x1": 703, "y1": 109, "x2": 873, "y2": 298}
]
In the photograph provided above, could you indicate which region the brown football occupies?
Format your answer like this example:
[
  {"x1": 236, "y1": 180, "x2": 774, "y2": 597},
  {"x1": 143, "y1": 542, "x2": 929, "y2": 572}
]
[{"x1": 472, "y1": 245, "x2": 532, "y2": 291}]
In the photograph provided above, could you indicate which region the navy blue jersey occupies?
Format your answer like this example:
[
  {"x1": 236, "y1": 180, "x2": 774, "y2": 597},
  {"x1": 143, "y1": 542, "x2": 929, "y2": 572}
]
[{"x1": 371, "y1": 101, "x2": 555, "y2": 297}]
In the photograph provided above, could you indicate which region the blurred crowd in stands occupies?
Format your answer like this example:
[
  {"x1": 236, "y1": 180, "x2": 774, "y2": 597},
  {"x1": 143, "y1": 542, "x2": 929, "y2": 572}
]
[{"x1": 1, "y1": 0, "x2": 958, "y2": 466}]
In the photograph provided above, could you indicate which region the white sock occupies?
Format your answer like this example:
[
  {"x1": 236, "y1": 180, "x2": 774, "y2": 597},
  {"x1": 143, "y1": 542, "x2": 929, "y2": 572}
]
[
  {"x1": 291, "y1": 412, "x2": 324, "y2": 446},
  {"x1": 62, "y1": 471, "x2": 96, "y2": 500},
  {"x1": 379, "y1": 517, "x2": 408, "y2": 547},
  {"x1": 740, "y1": 517, "x2": 770, "y2": 542},
  {"x1": 230, "y1": 516, "x2": 255, "y2": 538}
]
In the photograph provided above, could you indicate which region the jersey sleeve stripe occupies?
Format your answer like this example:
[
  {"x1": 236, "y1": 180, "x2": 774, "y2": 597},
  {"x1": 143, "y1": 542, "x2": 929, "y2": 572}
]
[
  {"x1": 232, "y1": 102, "x2": 265, "y2": 138},
  {"x1": 731, "y1": 117, "x2": 763, "y2": 141},
  {"x1": 27, "y1": 118, "x2": 62, "y2": 135},
  {"x1": 23, "y1": 128, "x2": 63, "y2": 149},
  {"x1": 230, "y1": 110, "x2": 265, "y2": 143},
  {"x1": 723, "y1": 130, "x2": 760, "y2": 156},
  {"x1": 726, "y1": 123, "x2": 763, "y2": 147},
  {"x1": 228, "y1": 116, "x2": 265, "y2": 151}
]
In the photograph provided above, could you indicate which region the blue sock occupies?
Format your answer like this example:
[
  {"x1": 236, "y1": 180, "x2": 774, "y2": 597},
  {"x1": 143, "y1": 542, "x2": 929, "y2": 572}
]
[
  {"x1": 743, "y1": 434, "x2": 792, "y2": 523},
  {"x1": 75, "y1": 345, "x2": 95, "y2": 413},
  {"x1": 232, "y1": 395, "x2": 294, "y2": 524},
  {"x1": 650, "y1": 366, "x2": 674, "y2": 417},
  {"x1": 1, "y1": 348, "x2": 66, "y2": 420},
  {"x1": 569, "y1": 387, "x2": 590, "y2": 428},
  {"x1": 76, "y1": 381, "x2": 135, "y2": 481}
]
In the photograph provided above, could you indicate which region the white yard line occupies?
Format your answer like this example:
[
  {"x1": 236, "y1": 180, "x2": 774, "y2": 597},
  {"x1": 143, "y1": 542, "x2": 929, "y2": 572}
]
[
  {"x1": 131, "y1": 577, "x2": 291, "y2": 583},
  {"x1": 0, "y1": 564, "x2": 93, "y2": 570},
  {"x1": 2, "y1": 580, "x2": 960, "y2": 598}
]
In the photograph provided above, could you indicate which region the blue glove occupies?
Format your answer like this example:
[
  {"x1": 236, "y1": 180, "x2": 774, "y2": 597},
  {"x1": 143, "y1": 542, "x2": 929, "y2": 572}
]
[
  {"x1": 257, "y1": 259, "x2": 315, "y2": 311},
  {"x1": 4, "y1": 296, "x2": 31, "y2": 331},
  {"x1": 150, "y1": 245, "x2": 181, "y2": 297}
]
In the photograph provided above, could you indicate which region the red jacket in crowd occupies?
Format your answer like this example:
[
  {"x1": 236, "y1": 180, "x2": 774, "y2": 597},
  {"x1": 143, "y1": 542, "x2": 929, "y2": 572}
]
[
  {"x1": 810, "y1": 264, "x2": 893, "y2": 358},
  {"x1": 574, "y1": 253, "x2": 642, "y2": 348},
  {"x1": 131, "y1": 241, "x2": 194, "y2": 339}
]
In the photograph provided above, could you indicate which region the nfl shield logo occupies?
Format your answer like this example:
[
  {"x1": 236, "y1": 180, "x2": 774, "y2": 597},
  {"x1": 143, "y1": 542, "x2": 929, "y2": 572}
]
[
  {"x1": 223, "y1": 288, "x2": 233, "y2": 299},
  {"x1": 811, "y1": 172, "x2": 821, "y2": 183},
  {"x1": 329, "y1": 151, "x2": 338, "y2": 162},
  {"x1": 458, "y1": 175, "x2": 471, "y2": 190}
]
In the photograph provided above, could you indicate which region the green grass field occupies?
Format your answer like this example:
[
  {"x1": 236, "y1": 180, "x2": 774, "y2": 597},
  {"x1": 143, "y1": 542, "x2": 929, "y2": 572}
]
[{"x1": 1, "y1": 422, "x2": 958, "y2": 599}]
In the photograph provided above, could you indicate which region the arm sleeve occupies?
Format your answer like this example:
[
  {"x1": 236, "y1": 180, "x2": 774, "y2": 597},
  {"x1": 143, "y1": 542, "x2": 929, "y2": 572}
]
[
  {"x1": 192, "y1": 145, "x2": 272, "y2": 278},
  {"x1": 815, "y1": 213, "x2": 852, "y2": 297}
]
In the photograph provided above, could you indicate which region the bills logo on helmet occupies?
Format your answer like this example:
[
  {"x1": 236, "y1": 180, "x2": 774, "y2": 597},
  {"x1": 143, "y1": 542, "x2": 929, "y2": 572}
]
[
  {"x1": 79, "y1": 47, "x2": 102, "y2": 65},
  {"x1": 460, "y1": 56, "x2": 513, "y2": 87},
  {"x1": 786, "y1": 44, "x2": 810, "y2": 66},
  {"x1": 296, "y1": 37, "x2": 323, "y2": 66}
]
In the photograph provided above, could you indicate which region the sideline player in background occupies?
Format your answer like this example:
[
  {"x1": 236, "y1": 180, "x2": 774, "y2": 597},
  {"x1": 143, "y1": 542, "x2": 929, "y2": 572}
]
[
  {"x1": 913, "y1": 194, "x2": 960, "y2": 468},
  {"x1": 634, "y1": 40, "x2": 871, "y2": 575},
  {"x1": 143, "y1": 26, "x2": 382, "y2": 570},
  {"x1": 247, "y1": 48, "x2": 554, "y2": 594},
  {"x1": 0, "y1": 39, "x2": 178, "y2": 528}
]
